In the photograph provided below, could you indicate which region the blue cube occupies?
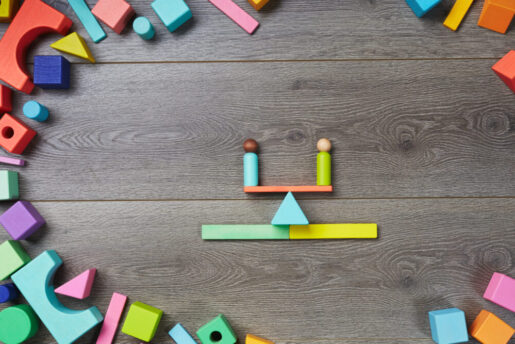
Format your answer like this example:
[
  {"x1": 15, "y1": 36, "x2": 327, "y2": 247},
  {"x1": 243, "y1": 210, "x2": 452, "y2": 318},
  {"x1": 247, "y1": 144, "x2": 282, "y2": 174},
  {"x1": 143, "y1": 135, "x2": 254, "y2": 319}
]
[
  {"x1": 428, "y1": 308, "x2": 468, "y2": 344},
  {"x1": 33, "y1": 55, "x2": 71, "y2": 89},
  {"x1": 151, "y1": 0, "x2": 192, "y2": 32},
  {"x1": 406, "y1": 0, "x2": 441, "y2": 17}
]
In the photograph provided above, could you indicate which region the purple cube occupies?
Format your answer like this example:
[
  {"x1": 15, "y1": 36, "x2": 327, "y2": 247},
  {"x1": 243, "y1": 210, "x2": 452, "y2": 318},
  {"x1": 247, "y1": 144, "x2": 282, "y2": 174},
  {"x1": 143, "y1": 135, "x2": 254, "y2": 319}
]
[{"x1": 0, "y1": 201, "x2": 45, "y2": 240}]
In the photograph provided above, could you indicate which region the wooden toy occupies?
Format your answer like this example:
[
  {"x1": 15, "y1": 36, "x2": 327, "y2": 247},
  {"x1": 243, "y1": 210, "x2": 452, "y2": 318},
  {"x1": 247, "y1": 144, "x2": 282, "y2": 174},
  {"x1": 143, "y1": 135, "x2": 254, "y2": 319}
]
[
  {"x1": 169, "y1": 323, "x2": 197, "y2": 344},
  {"x1": 470, "y1": 310, "x2": 514, "y2": 344},
  {"x1": 244, "y1": 185, "x2": 333, "y2": 193},
  {"x1": 492, "y1": 50, "x2": 515, "y2": 93},
  {"x1": 271, "y1": 192, "x2": 309, "y2": 225},
  {"x1": 0, "y1": 283, "x2": 20, "y2": 303},
  {"x1": 478, "y1": 0, "x2": 515, "y2": 34},
  {"x1": 248, "y1": 0, "x2": 270, "y2": 11},
  {"x1": 121, "y1": 301, "x2": 163, "y2": 342},
  {"x1": 67, "y1": 0, "x2": 106, "y2": 43},
  {"x1": 133, "y1": 17, "x2": 155, "y2": 40},
  {"x1": 0, "y1": 114, "x2": 36, "y2": 154},
  {"x1": 0, "y1": 156, "x2": 25, "y2": 166},
  {"x1": 0, "y1": 84, "x2": 12, "y2": 114},
  {"x1": 208, "y1": 0, "x2": 259, "y2": 34},
  {"x1": 11, "y1": 250, "x2": 103, "y2": 344},
  {"x1": 0, "y1": 240, "x2": 31, "y2": 281},
  {"x1": 428, "y1": 308, "x2": 468, "y2": 344},
  {"x1": 0, "y1": 304, "x2": 39, "y2": 344},
  {"x1": 96, "y1": 292, "x2": 127, "y2": 344},
  {"x1": 290, "y1": 224, "x2": 378, "y2": 239},
  {"x1": 92, "y1": 0, "x2": 135, "y2": 34},
  {"x1": 483, "y1": 272, "x2": 515, "y2": 312},
  {"x1": 55, "y1": 268, "x2": 96, "y2": 299},
  {"x1": 317, "y1": 138, "x2": 331, "y2": 186},
  {"x1": 202, "y1": 225, "x2": 290, "y2": 240},
  {"x1": 51, "y1": 32, "x2": 96, "y2": 63},
  {"x1": 443, "y1": 0, "x2": 474, "y2": 31},
  {"x1": 197, "y1": 314, "x2": 237, "y2": 344},
  {"x1": 151, "y1": 0, "x2": 192, "y2": 33},
  {"x1": 0, "y1": 0, "x2": 18, "y2": 22},
  {"x1": 246, "y1": 334, "x2": 274, "y2": 344},
  {"x1": 0, "y1": 0, "x2": 72, "y2": 94},
  {"x1": 23, "y1": 101, "x2": 49, "y2": 122},
  {"x1": 406, "y1": 0, "x2": 441, "y2": 17},
  {"x1": 0, "y1": 170, "x2": 19, "y2": 200},
  {"x1": 243, "y1": 139, "x2": 259, "y2": 187},
  {"x1": 0, "y1": 201, "x2": 46, "y2": 240},
  {"x1": 34, "y1": 55, "x2": 71, "y2": 90}
]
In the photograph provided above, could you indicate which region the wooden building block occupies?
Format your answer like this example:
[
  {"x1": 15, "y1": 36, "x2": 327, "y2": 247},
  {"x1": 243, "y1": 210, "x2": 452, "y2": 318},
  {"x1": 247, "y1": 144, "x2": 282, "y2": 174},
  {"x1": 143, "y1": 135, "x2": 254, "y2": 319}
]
[
  {"x1": 11, "y1": 250, "x2": 103, "y2": 344},
  {"x1": 406, "y1": 0, "x2": 441, "y2": 17},
  {"x1": 0, "y1": 304, "x2": 39, "y2": 344},
  {"x1": 92, "y1": 0, "x2": 135, "y2": 34},
  {"x1": 244, "y1": 185, "x2": 333, "y2": 193},
  {"x1": 478, "y1": 0, "x2": 515, "y2": 33},
  {"x1": 0, "y1": 170, "x2": 19, "y2": 200},
  {"x1": 51, "y1": 32, "x2": 96, "y2": 63},
  {"x1": 151, "y1": 0, "x2": 192, "y2": 32},
  {"x1": 492, "y1": 50, "x2": 515, "y2": 92},
  {"x1": 0, "y1": 201, "x2": 46, "y2": 240},
  {"x1": 23, "y1": 100, "x2": 49, "y2": 122},
  {"x1": 202, "y1": 225, "x2": 290, "y2": 240},
  {"x1": 248, "y1": 0, "x2": 270, "y2": 11},
  {"x1": 0, "y1": 0, "x2": 18, "y2": 22},
  {"x1": 271, "y1": 192, "x2": 308, "y2": 226},
  {"x1": 121, "y1": 302, "x2": 163, "y2": 342},
  {"x1": 428, "y1": 308, "x2": 468, "y2": 343},
  {"x1": 316, "y1": 138, "x2": 332, "y2": 186},
  {"x1": 246, "y1": 334, "x2": 274, "y2": 344},
  {"x1": 470, "y1": 310, "x2": 514, "y2": 344},
  {"x1": 67, "y1": 0, "x2": 106, "y2": 43},
  {"x1": 483, "y1": 272, "x2": 515, "y2": 312},
  {"x1": 0, "y1": 85, "x2": 12, "y2": 114},
  {"x1": 443, "y1": 0, "x2": 474, "y2": 31},
  {"x1": 0, "y1": 240, "x2": 31, "y2": 281},
  {"x1": 55, "y1": 268, "x2": 96, "y2": 299},
  {"x1": 197, "y1": 314, "x2": 237, "y2": 344},
  {"x1": 0, "y1": 0, "x2": 72, "y2": 93},
  {"x1": 0, "y1": 114, "x2": 36, "y2": 154},
  {"x1": 0, "y1": 156, "x2": 25, "y2": 166},
  {"x1": 34, "y1": 55, "x2": 71, "y2": 90},
  {"x1": 0, "y1": 283, "x2": 19, "y2": 303},
  {"x1": 133, "y1": 17, "x2": 155, "y2": 40},
  {"x1": 169, "y1": 323, "x2": 197, "y2": 344},
  {"x1": 290, "y1": 224, "x2": 378, "y2": 239},
  {"x1": 243, "y1": 152, "x2": 258, "y2": 186},
  {"x1": 96, "y1": 292, "x2": 127, "y2": 344},
  {"x1": 208, "y1": 0, "x2": 259, "y2": 34}
]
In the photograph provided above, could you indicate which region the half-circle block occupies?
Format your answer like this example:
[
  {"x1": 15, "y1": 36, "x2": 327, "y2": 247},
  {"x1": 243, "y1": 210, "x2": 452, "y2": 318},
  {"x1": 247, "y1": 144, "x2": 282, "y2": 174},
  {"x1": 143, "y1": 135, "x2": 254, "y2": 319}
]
[
  {"x1": 55, "y1": 268, "x2": 96, "y2": 299},
  {"x1": 11, "y1": 250, "x2": 103, "y2": 344},
  {"x1": 0, "y1": 0, "x2": 72, "y2": 94}
]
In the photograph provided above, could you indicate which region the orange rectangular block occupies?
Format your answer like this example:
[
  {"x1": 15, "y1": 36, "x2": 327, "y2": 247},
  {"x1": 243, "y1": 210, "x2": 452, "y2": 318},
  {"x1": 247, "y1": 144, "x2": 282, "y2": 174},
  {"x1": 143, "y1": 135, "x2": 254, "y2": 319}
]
[
  {"x1": 0, "y1": 85, "x2": 12, "y2": 114},
  {"x1": 243, "y1": 185, "x2": 333, "y2": 193},
  {"x1": 478, "y1": 0, "x2": 515, "y2": 33},
  {"x1": 246, "y1": 334, "x2": 274, "y2": 344},
  {"x1": 493, "y1": 50, "x2": 515, "y2": 92},
  {"x1": 470, "y1": 310, "x2": 515, "y2": 344},
  {"x1": 0, "y1": 114, "x2": 36, "y2": 154}
]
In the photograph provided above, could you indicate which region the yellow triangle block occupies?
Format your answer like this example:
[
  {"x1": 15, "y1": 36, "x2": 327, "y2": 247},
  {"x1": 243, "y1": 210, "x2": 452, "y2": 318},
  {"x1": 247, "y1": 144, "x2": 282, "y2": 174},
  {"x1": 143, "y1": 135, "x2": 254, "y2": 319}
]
[{"x1": 50, "y1": 32, "x2": 95, "y2": 63}]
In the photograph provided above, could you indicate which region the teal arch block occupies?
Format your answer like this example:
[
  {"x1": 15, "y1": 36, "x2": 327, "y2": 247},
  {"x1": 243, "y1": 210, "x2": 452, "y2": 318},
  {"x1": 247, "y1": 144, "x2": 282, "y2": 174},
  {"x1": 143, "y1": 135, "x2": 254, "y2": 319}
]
[
  {"x1": 271, "y1": 192, "x2": 309, "y2": 225},
  {"x1": 11, "y1": 250, "x2": 103, "y2": 344}
]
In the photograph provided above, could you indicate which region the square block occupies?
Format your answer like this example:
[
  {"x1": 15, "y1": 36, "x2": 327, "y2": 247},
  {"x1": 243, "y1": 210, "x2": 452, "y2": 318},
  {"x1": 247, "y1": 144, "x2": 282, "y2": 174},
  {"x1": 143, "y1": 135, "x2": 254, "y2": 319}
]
[
  {"x1": 0, "y1": 201, "x2": 45, "y2": 240},
  {"x1": 428, "y1": 308, "x2": 468, "y2": 344},
  {"x1": 0, "y1": 114, "x2": 36, "y2": 154},
  {"x1": 484, "y1": 272, "x2": 515, "y2": 312},
  {"x1": 406, "y1": 0, "x2": 441, "y2": 17},
  {"x1": 197, "y1": 314, "x2": 237, "y2": 344},
  {"x1": 151, "y1": 0, "x2": 192, "y2": 32},
  {"x1": 121, "y1": 301, "x2": 163, "y2": 342},
  {"x1": 92, "y1": 0, "x2": 135, "y2": 34},
  {"x1": 0, "y1": 240, "x2": 31, "y2": 280},
  {"x1": 478, "y1": 0, "x2": 515, "y2": 34},
  {"x1": 0, "y1": 170, "x2": 18, "y2": 200},
  {"x1": 248, "y1": 0, "x2": 270, "y2": 11},
  {"x1": 34, "y1": 55, "x2": 71, "y2": 89},
  {"x1": 493, "y1": 50, "x2": 515, "y2": 93},
  {"x1": 0, "y1": 0, "x2": 18, "y2": 22},
  {"x1": 0, "y1": 84, "x2": 12, "y2": 113},
  {"x1": 470, "y1": 310, "x2": 514, "y2": 344}
]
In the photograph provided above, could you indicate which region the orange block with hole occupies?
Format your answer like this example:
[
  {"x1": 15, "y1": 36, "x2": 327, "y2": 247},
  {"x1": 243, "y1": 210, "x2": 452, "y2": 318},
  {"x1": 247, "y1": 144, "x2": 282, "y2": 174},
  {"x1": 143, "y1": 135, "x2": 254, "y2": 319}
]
[
  {"x1": 470, "y1": 310, "x2": 515, "y2": 344},
  {"x1": 0, "y1": 85, "x2": 12, "y2": 114},
  {"x1": 0, "y1": 114, "x2": 36, "y2": 154},
  {"x1": 0, "y1": 0, "x2": 72, "y2": 94},
  {"x1": 493, "y1": 50, "x2": 515, "y2": 92},
  {"x1": 478, "y1": 0, "x2": 515, "y2": 33}
]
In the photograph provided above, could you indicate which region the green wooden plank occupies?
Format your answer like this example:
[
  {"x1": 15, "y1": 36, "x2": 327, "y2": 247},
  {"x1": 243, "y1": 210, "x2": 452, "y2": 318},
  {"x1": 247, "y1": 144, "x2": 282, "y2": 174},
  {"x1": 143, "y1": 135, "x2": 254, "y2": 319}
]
[{"x1": 202, "y1": 225, "x2": 290, "y2": 240}]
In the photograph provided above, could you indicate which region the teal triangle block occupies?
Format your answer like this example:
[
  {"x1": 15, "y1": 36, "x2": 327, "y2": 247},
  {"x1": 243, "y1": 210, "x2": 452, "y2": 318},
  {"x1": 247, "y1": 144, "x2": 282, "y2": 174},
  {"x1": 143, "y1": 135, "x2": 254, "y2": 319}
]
[{"x1": 271, "y1": 192, "x2": 309, "y2": 225}]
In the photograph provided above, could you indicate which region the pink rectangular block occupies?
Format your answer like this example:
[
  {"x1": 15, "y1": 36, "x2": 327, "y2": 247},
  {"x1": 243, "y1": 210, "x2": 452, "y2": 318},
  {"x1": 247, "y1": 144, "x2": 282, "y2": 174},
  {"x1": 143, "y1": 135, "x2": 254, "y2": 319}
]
[
  {"x1": 96, "y1": 292, "x2": 127, "y2": 344},
  {"x1": 483, "y1": 272, "x2": 515, "y2": 312},
  {"x1": 0, "y1": 156, "x2": 25, "y2": 166},
  {"x1": 208, "y1": 0, "x2": 259, "y2": 34}
]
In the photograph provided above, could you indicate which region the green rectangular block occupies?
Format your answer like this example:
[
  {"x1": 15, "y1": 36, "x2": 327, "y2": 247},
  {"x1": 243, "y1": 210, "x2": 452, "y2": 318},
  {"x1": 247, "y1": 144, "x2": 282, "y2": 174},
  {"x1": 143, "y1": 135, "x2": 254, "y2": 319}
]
[
  {"x1": 0, "y1": 170, "x2": 19, "y2": 200},
  {"x1": 202, "y1": 225, "x2": 290, "y2": 240},
  {"x1": 0, "y1": 240, "x2": 31, "y2": 280}
]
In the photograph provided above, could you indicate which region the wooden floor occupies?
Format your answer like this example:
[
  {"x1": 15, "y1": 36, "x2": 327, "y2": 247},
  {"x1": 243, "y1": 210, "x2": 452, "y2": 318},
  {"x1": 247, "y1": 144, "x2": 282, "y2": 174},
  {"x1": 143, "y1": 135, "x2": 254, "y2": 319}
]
[{"x1": 1, "y1": 0, "x2": 515, "y2": 343}]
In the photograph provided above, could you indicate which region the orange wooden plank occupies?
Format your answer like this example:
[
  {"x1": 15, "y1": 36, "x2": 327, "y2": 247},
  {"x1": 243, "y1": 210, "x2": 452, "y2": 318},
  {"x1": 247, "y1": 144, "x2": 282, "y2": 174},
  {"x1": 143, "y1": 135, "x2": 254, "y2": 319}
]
[{"x1": 243, "y1": 185, "x2": 333, "y2": 193}]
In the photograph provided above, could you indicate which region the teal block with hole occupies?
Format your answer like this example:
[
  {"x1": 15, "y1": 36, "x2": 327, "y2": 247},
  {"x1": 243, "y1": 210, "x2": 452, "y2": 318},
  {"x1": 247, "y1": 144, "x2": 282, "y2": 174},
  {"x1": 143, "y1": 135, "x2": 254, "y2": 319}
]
[
  {"x1": 0, "y1": 170, "x2": 18, "y2": 200},
  {"x1": 196, "y1": 314, "x2": 237, "y2": 344}
]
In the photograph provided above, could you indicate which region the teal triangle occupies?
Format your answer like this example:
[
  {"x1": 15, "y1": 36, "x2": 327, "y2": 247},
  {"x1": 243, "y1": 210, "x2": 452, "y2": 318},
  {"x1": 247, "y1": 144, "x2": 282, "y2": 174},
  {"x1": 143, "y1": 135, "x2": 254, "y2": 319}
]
[{"x1": 271, "y1": 192, "x2": 309, "y2": 225}]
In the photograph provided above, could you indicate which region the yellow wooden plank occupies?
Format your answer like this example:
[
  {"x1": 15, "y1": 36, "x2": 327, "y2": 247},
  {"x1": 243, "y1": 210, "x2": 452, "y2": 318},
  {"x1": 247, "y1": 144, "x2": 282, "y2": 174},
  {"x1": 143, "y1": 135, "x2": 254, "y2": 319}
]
[
  {"x1": 290, "y1": 224, "x2": 378, "y2": 239},
  {"x1": 443, "y1": 0, "x2": 474, "y2": 31}
]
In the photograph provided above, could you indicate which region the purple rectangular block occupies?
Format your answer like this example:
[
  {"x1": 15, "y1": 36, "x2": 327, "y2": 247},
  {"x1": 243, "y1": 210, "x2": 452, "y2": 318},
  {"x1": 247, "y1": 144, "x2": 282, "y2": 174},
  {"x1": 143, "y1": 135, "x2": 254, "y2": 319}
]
[
  {"x1": 0, "y1": 201, "x2": 45, "y2": 240},
  {"x1": 0, "y1": 156, "x2": 26, "y2": 166}
]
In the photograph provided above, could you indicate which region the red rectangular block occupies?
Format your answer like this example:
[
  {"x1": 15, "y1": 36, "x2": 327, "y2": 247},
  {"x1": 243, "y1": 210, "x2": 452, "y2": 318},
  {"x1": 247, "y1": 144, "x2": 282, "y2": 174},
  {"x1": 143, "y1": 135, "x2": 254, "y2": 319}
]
[
  {"x1": 0, "y1": 85, "x2": 12, "y2": 114},
  {"x1": 492, "y1": 50, "x2": 515, "y2": 92},
  {"x1": 0, "y1": 114, "x2": 36, "y2": 154}
]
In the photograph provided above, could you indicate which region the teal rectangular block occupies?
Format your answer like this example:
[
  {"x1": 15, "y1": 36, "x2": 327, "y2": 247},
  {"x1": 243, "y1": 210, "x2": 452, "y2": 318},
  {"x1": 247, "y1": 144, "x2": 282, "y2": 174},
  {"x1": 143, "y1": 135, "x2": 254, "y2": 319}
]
[
  {"x1": 151, "y1": 0, "x2": 192, "y2": 32},
  {"x1": 169, "y1": 323, "x2": 197, "y2": 344},
  {"x1": 428, "y1": 308, "x2": 468, "y2": 344},
  {"x1": 0, "y1": 170, "x2": 19, "y2": 200},
  {"x1": 202, "y1": 225, "x2": 290, "y2": 240},
  {"x1": 68, "y1": 0, "x2": 107, "y2": 43}
]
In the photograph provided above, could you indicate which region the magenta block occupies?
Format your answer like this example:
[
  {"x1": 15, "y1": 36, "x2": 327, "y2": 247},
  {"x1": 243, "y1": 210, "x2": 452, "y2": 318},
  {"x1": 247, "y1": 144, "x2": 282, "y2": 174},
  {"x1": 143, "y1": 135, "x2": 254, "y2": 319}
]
[
  {"x1": 483, "y1": 272, "x2": 515, "y2": 313},
  {"x1": 0, "y1": 201, "x2": 45, "y2": 240}
]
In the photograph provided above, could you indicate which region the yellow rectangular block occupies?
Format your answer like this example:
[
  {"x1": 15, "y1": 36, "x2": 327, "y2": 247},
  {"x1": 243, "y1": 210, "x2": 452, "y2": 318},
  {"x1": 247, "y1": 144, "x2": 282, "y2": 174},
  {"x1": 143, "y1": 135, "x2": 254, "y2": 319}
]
[
  {"x1": 290, "y1": 224, "x2": 378, "y2": 239},
  {"x1": 0, "y1": 0, "x2": 18, "y2": 22},
  {"x1": 444, "y1": 0, "x2": 474, "y2": 31},
  {"x1": 246, "y1": 333, "x2": 274, "y2": 344}
]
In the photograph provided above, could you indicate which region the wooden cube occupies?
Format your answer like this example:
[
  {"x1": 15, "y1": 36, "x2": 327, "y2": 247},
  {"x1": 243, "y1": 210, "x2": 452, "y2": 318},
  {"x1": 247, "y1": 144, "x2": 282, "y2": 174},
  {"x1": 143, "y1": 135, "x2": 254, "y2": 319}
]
[
  {"x1": 470, "y1": 310, "x2": 515, "y2": 344},
  {"x1": 492, "y1": 50, "x2": 515, "y2": 93},
  {"x1": 121, "y1": 302, "x2": 163, "y2": 342},
  {"x1": 33, "y1": 55, "x2": 71, "y2": 90},
  {"x1": 478, "y1": 0, "x2": 515, "y2": 34},
  {"x1": 0, "y1": 114, "x2": 36, "y2": 154},
  {"x1": 92, "y1": 0, "x2": 135, "y2": 34},
  {"x1": 0, "y1": 170, "x2": 18, "y2": 200}
]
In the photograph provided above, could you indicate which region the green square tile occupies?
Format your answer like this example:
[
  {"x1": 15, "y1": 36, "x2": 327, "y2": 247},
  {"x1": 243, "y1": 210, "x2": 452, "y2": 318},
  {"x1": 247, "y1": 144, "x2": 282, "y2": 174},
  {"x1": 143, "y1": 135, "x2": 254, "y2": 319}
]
[
  {"x1": 121, "y1": 301, "x2": 163, "y2": 342},
  {"x1": 0, "y1": 170, "x2": 19, "y2": 200},
  {"x1": 0, "y1": 240, "x2": 31, "y2": 280},
  {"x1": 197, "y1": 314, "x2": 237, "y2": 344}
]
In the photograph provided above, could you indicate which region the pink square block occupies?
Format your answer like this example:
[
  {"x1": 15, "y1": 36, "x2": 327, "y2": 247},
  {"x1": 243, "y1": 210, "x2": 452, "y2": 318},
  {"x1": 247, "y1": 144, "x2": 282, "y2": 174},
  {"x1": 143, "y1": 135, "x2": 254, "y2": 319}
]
[
  {"x1": 92, "y1": 0, "x2": 135, "y2": 34},
  {"x1": 483, "y1": 272, "x2": 515, "y2": 312}
]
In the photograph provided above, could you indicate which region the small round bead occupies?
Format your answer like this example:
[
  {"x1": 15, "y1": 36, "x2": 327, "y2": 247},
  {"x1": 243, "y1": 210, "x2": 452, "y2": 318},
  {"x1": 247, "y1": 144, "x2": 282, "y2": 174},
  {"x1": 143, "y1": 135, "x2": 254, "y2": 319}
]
[
  {"x1": 133, "y1": 17, "x2": 155, "y2": 40},
  {"x1": 23, "y1": 101, "x2": 49, "y2": 122},
  {"x1": 243, "y1": 139, "x2": 259, "y2": 153},
  {"x1": 317, "y1": 138, "x2": 332, "y2": 152}
]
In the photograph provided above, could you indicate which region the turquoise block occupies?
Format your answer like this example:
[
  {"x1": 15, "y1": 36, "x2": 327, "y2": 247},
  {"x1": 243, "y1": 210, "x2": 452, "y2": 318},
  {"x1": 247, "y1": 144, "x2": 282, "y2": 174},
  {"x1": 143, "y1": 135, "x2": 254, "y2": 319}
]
[
  {"x1": 133, "y1": 17, "x2": 155, "y2": 40},
  {"x1": 243, "y1": 152, "x2": 258, "y2": 186},
  {"x1": 67, "y1": 0, "x2": 107, "y2": 43},
  {"x1": 271, "y1": 192, "x2": 309, "y2": 225},
  {"x1": 11, "y1": 250, "x2": 103, "y2": 344},
  {"x1": 428, "y1": 308, "x2": 468, "y2": 344},
  {"x1": 151, "y1": 0, "x2": 192, "y2": 32},
  {"x1": 197, "y1": 314, "x2": 237, "y2": 344},
  {"x1": 23, "y1": 101, "x2": 49, "y2": 122},
  {"x1": 406, "y1": 0, "x2": 441, "y2": 17},
  {"x1": 169, "y1": 323, "x2": 197, "y2": 344}
]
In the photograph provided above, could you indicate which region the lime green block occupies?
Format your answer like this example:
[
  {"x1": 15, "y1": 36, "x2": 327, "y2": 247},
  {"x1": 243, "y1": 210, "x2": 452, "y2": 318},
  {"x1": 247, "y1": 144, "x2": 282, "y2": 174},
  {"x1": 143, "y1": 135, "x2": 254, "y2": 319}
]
[
  {"x1": 316, "y1": 152, "x2": 331, "y2": 186},
  {"x1": 0, "y1": 240, "x2": 31, "y2": 281},
  {"x1": 121, "y1": 301, "x2": 163, "y2": 342},
  {"x1": 0, "y1": 170, "x2": 19, "y2": 200},
  {"x1": 197, "y1": 314, "x2": 237, "y2": 344},
  {"x1": 202, "y1": 225, "x2": 290, "y2": 240},
  {"x1": 0, "y1": 304, "x2": 39, "y2": 344}
]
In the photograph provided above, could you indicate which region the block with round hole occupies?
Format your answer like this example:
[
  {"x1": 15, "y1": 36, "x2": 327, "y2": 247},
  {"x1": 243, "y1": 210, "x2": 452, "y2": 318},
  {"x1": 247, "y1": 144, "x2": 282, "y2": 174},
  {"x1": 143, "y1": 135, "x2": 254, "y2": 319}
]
[
  {"x1": 197, "y1": 314, "x2": 237, "y2": 344},
  {"x1": 0, "y1": 113, "x2": 36, "y2": 154}
]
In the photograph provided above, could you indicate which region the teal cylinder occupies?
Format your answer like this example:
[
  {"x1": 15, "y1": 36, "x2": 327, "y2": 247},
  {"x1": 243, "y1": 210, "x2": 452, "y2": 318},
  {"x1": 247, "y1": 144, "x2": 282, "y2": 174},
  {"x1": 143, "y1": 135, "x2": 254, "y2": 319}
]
[
  {"x1": 133, "y1": 17, "x2": 155, "y2": 40},
  {"x1": 23, "y1": 101, "x2": 49, "y2": 122},
  {"x1": 244, "y1": 152, "x2": 258, "y2": 186},
  {"x1": 317, "y1": 152, "x2": 331, "y2": 186}
]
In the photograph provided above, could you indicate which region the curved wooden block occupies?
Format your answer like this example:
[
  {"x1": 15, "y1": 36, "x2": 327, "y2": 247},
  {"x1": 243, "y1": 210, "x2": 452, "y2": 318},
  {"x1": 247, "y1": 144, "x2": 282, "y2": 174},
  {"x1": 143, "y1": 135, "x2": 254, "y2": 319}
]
[{"x1": 0, "y1": 0, "x2": 72, "y2": 94}]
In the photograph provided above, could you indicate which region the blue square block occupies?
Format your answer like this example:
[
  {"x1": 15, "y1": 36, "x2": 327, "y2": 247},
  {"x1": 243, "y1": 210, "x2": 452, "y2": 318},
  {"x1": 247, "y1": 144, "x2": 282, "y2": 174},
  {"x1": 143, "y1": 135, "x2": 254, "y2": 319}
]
[
  {"x1": 406, "y1": 0, "x2": 441, "y2": 17},
  {"x1": 33, "y1": 56, "x2": 71, "y2": 89},
  {"x1": 428, "y1": 308, "x2": 468, "y2": 344},
  {"x1": 151, "y1": 0, "x2": 192, "y2": 32}
]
